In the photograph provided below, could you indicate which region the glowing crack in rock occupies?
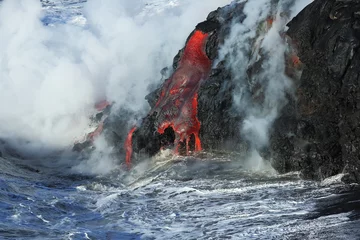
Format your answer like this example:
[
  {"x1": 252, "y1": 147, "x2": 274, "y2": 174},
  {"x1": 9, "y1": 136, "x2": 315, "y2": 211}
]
[{"x1": 125, "y1": 30, "x2": 212, "y2": 166}]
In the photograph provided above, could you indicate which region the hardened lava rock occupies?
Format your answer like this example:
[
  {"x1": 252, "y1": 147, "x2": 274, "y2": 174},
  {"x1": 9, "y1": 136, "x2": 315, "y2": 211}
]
[{"x1": 271, "y1": 0, "x2": 360, "y2": 182}]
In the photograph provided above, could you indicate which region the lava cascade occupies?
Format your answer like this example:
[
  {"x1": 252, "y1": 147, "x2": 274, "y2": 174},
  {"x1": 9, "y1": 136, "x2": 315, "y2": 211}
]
[
  {"x1": 124, "y1": 127, "x2": 137, "y2": 167},
  {"x1": 125, "y1": 30, "x2": 212, "y2": 165}
]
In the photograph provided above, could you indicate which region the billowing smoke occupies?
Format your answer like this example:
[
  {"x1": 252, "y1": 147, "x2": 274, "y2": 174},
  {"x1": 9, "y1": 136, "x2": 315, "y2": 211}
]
[
  {"x1": 217, "y1": 0, "x2": 312, "y2": 169},
  {"x1": 0, "y1": 0, "x2": 232, "y2": 160}
]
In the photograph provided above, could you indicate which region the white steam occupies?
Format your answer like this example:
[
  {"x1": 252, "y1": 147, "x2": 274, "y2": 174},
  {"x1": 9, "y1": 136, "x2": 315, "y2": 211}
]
[
  {"x1": 217, "y1": 0, "x2": 312, "y2": 166},
  {"x1": 72, "y1": 135, "x2": 116, "y2": 175},
  {"x1": 0, "y1": 0, "x2": 232, "y2": 158}
]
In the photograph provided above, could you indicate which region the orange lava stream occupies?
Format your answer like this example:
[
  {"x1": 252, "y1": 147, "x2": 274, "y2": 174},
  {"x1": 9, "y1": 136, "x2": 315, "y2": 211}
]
[
  {"x1": 154, "y1": 30, "x2": 211, "y2": 153},
  {"x1": 124, "y1": 127, "x2": 137, "y2": 168},
  {"x1": 125, "y1": 30, "x2": 212, "y2": 166},
  {"x1": 87, "y1": 123, "x2": 104, "y2": 142},
  {"x1": 95, "y1": 100, "x2": 110, "y2": 111}
]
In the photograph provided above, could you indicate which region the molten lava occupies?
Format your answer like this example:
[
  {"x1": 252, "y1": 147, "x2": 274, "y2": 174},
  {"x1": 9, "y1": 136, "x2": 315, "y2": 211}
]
[
  {"x1": 125, "y1": 30, "x2": 212, "y2": 165},
  {"x1": 87, "y1": 123, "x2": 104, "y2": 142},
  {"x1": 124, "y1": 127, "x2": 137, "y2": 168},
  {"x1": 86, "y1": 100, "x2": 111, "y2": 142},
  {"x1": 95, "y1": 100, "x2": 110, "y2": 111},
  {"x1": 154, "y1": 30, "x2": 211, "y2": 154}
]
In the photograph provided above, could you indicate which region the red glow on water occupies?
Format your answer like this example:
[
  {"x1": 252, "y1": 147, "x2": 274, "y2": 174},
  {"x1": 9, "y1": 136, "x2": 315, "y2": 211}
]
[
  {"x1": 125, "y1": 30, "x2": 211, "y2": 166},
  {"x1": 124, "y1": 127, "x2": 137, "y2": 168}
]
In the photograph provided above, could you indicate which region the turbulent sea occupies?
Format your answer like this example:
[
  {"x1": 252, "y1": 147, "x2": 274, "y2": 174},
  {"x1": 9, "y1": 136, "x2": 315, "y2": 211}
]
[{"x1": 1, "y1": 0, "x2": 360, "y2": 239}]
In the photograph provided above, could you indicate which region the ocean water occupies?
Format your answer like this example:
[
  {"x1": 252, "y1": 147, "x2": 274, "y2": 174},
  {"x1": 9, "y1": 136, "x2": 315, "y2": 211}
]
[
  {"x1": 1, "y1": 152, "x2": 360, "y2": 239},
  {"x1": 1, "y1": 0, "x2": 360, "y2": 239}
]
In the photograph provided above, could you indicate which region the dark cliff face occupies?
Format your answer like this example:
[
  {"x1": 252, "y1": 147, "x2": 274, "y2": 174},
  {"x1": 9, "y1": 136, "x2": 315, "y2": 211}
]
[{"x1": 272, "y1": 0, "x2": 360, "y2": 182}]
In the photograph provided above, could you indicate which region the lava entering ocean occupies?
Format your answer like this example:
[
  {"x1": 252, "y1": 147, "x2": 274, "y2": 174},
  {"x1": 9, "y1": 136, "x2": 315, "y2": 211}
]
[{"x1": 125, "y1": 30, "x2": 212, "y2": 166}]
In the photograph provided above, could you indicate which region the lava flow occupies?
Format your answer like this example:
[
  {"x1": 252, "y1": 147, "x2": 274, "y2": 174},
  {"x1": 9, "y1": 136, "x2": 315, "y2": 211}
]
[
  {"x1": 86, "y1": 100, "x2": 111, "y2": 142},
  {"x1": 125, "y1": 30, "x2": 212, "y2": 165},
  {"x1": 124, "y1": 126, "x2": 137, "y2": 168},
  {"x1": 95, "y1": 100, "x2": 111, "y2": 111}
]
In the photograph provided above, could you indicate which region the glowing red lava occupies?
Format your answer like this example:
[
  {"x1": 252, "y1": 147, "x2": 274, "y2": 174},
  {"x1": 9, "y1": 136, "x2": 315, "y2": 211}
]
[
  {"x1": 154, "y1": 30, "x2": 211, "y2": 154},
  {"x1": 95, "y1": 100, "x2": 111, "y2": 111},
  {"x1": 87, "y1": 122, "x2": 104, "y2": 142},
  {"x1": 85, "y1": 100, "x2": 110, "y2": 143},
  {"x1": 124, "y1": 127, "x2": 137, "y2": 168},
  {"x1": 125, "y1": 30, "x2": 212, "y2": 165}
]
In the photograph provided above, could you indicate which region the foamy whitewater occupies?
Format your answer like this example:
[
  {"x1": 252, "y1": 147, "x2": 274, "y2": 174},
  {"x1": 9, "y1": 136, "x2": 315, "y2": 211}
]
[{"x1": 0, "y1": 0, "x2": 360, "y2": 239}]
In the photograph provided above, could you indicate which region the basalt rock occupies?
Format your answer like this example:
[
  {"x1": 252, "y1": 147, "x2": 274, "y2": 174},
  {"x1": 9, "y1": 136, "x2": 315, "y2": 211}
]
[{"x1": 271, "y1": 0, "x2": 360, "y2": 182}]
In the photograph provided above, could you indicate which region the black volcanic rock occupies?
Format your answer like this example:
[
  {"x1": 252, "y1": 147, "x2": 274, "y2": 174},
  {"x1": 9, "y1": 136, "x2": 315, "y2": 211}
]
[{"x1": 271, "y1": 0, "x2": 360, "y2": 182}]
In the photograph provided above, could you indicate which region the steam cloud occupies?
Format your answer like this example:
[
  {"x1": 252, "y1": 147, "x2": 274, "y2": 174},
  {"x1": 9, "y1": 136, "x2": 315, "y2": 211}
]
[{"x1": 0, "y1": 0, "x2": 232, "y2": 159}]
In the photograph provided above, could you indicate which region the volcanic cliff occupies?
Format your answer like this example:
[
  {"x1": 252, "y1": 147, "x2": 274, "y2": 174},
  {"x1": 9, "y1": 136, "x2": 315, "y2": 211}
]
[{"x1": 272, "y1": 0, "x2": 360, "y2": 183}]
